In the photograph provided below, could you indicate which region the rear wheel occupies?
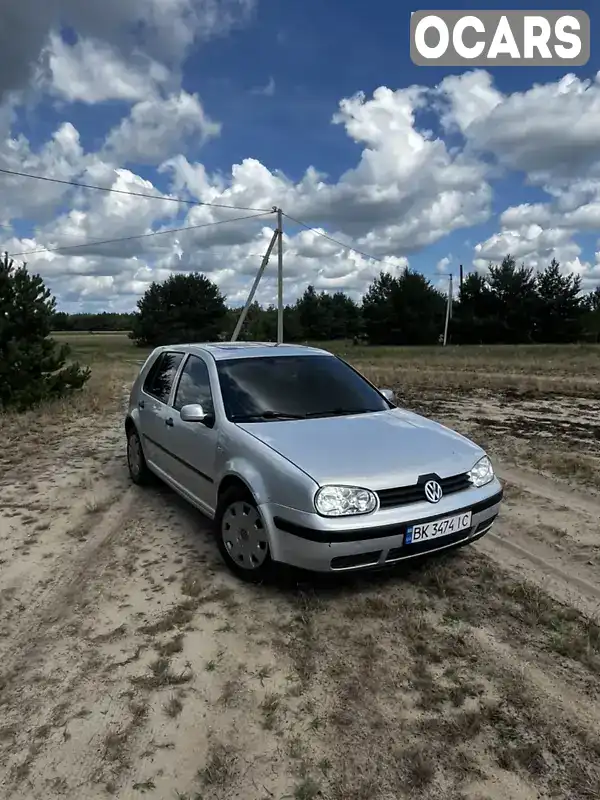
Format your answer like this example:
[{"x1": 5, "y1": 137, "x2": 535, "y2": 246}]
[
  {"x1": 127, "y1": 427, "x2": 152, "y2": 486},
  {"x1": 215, "y1": 487, "x2": 273, "y2": 583}
]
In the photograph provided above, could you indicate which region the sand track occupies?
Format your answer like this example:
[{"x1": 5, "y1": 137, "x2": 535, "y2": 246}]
[{"x1": 0, "y1": 389, "x2": 599, "y2": 800}]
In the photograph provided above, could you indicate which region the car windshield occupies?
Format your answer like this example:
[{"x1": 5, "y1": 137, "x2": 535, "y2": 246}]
[{"x1": 216, "y1": 354, "x2": 391, "y2": 422}]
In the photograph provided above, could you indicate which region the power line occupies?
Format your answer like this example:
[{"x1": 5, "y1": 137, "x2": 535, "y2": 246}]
[
  {"x1": 282, "y1": 212, "x2": 412, "y2": 270},
  {"x1": 7, "y1": 211, "x2": 273, "y2": 258},
  {"x1": 0, "y1": 167, "x2": 274, "y2": 214}
]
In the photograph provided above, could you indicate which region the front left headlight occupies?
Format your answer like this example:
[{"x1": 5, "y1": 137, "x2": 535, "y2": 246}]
[
  {"x1": 468, "y1": 455, "x2": 494, "y2": 488},
  {"x1": 314, "y1": 485, "x2": 378, "y2": 517}
]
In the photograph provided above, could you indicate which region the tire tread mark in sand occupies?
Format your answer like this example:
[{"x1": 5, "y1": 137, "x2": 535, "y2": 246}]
[
  {"x1": 482, "y1": 465, "x2": 600, "y2": 618},
  {"x1": 486, "y1": 531, "x2": 600, "y2": 605},
  {"x1": 0, "y1": 488, "x2": 137, "y2": 669},
  {"x1": 497, "y1": 464, "x2": 600, "y2": 517}
]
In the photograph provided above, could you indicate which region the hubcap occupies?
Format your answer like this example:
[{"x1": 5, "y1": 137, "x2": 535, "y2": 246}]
[
  {"x1": 221, "y1": 501, "x2": 268, "y2": 570},
  {"x1": 128, "y1": 434, "x2": 142, "y2": 477}
]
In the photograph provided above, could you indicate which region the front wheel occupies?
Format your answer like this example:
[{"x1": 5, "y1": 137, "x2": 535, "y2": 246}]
[{"x1": 215, "y1": 487, "x2": 273, "y2": 583}]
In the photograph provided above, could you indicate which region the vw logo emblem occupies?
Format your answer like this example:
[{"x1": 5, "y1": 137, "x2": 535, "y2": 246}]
[{"x1": 424, "y1": 480, "x2": 443, "y2": 504}]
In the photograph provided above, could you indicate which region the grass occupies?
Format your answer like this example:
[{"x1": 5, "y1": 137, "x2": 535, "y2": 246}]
[
  {"x1": 155, "y1": 633, "x2": 185, "y2": 656},
  {"x1": 256, "y1": 665, "x2": 272, "y2": 684},
  {"x1": 130, "y1": 657, "x2": 193, "y2": 690},
  {"x1": 260, "y1": 692, "x2": 280, "y2": 730},
  {"x1": 52, "y1": 331, "x2": 599, "y2": 376},
  {"x1": 181, "y1": 571, "x2": 204, "y2": 598},
  {"x1": 218, "y1": 673, "x2": 244, "y2": 706},
  {"x1": 47, "y1": 333, "x2": 600, "y2": 394},
  {"x1": 139, "y1": 603, "x2": 196, "y2": 635},
  {"x1": 199, "y1": 740, "x2": 238, "y2": 789},
  {"x1": 269, "y1": 552, "x2": 600, "y2": 800},
  {"x1": 407, "y1": 555, "x2": 600, "y2": 674},
  {"x1": 293, "y1": 777, "x2": 321, "y2": 800},
  {"x1": 283, "y1": 590, "x2": 320, "y2": 688},
  {"x1": 395, "y1": 746, "x2": 437, "y2": 790},
  {"x1": 132, "y1": 779, "x2": 156, "y2": 792},
  {"x1": 163, "y1": 695, "x2": 184, "y2": 718}
]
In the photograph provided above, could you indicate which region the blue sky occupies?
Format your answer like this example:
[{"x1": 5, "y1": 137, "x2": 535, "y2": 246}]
[
  {"x1": 188, "y1": 0, "x2": 597, "y2": 280},
  {"x1": 1, "y1": 0, "x2": 600, "y2": 310}
]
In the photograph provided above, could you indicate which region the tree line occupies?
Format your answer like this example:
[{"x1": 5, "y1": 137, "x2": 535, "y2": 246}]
[
  {"x1": 2, "y1": 251, "x2": 600, "y2": 412},
  {"x1": 47, "y1": 256, "x2": 600, "y2": 345},
  {"x1": 124, "y1": 256, "x2": 600, "y2": 347},
  {"x1": 53, "y1": 311, "x2": 136, "y2": 332}
]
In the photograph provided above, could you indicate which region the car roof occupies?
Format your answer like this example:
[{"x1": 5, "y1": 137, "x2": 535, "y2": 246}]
[{"x1": 163, "y1": 342, "x2": 334, "y2": 361}]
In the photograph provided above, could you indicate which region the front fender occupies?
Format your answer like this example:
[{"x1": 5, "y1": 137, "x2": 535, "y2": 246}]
[
  {"x1": 218, "y1": 451, "x2": 318, "y2": 513},
  {"x1": 219, "y1": 457, "x2": 271, "y2": 505}
]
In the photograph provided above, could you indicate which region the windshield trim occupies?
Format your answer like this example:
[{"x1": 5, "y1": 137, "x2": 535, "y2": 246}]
[{"x1": 231, "y1": 408, "x2": 389, "y2": 424}]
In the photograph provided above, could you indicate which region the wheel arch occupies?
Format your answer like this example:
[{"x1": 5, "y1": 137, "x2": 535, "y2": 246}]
[
  {"x1": 217, "y1": 474, "x2": 258, "y2": 505},
  {"x1": 216, "y1": 459, "x2": 270, "y2": 508},
  {"x1": 125, "y1": 415, "x2": 137, "y2": 437}
]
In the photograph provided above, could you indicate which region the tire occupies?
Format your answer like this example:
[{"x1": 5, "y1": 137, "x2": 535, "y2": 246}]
[
  {"x1": 215, "y1": 486, "x2": 273, "y2": 583},
  {"x1": 127, "y1": 427, "x2": 153, "y2": 486}
]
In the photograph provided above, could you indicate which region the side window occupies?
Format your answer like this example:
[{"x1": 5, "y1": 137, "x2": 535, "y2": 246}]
[
  {"x1": 173, "y1": 355, "x2": 214, "y2": 416},
  {"x1": 143, "y1": 352, "x2": 184, "y2": 404}
]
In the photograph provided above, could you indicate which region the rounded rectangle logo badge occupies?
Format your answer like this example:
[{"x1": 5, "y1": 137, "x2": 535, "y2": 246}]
[{"x1": 410, "y1": 10, "x2": 590, "y2": 67}]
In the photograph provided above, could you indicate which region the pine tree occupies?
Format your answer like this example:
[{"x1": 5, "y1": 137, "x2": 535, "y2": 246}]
[
  {"x1": 486, "y1": 256, "x2": 538, "y2": 343},
  {"x1": 0, "y1": 254, "x2": 90, "y2": 411},
  {"x1": 295, "y1": 285, "x2": 328, "y2": 340},
  {"x1": 130, "y1": 272, "x2": 228, "y2": 347},
  {"x1": 453, "y1": 272, "x2": 497, "y2": 344},
  {"x1": 362, "y1": 269, "x2": 446, "y2": 345},
  {"x1": 535, "y1": 259, "x2": 585, "y2": 343}
]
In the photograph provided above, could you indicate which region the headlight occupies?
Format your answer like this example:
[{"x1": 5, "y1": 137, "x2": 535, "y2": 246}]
[
  {"x1": 314, "y1": 485, "x2": 378, "y2": 517},
  {"x1": 468, "y1": 456, "x2": 494, "y2": 488}
]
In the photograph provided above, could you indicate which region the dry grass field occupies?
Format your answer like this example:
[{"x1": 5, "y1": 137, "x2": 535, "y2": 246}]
[{"x1": 0, "y1": 333, "x2": 599, "y2": 800}]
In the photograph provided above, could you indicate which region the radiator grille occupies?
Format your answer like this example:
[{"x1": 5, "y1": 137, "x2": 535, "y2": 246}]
[{"x1": 377, "y1": 473, "x2": 472, "y2": 509}]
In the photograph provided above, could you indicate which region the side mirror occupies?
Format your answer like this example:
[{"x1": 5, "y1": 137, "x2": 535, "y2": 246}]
[
  {"x1": 379, "y1": 388, "x2": 395, "y2": 403},
  {"x1": 180, "y1": 403, "x2": 208, "y2": 423}
]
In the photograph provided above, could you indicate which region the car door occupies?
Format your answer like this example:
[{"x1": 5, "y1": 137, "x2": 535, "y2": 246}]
[
  {"x1": 137, "y1": 350, "x2": 185, "y2": 474},
  {"x1": 165, "y1": 353, "x2": 219, "y2": 513}
]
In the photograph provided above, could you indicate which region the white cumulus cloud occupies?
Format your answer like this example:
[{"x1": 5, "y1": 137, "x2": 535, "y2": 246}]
[
  {"x1": 104, "y1": 91, "x2": 221, "y2": 165},
  {"x1": 3, "y1": 37, "x2": 600, "y2": 311},
  {"x1": 41, "y1": 33, "x2": 173, "y2": 104}
]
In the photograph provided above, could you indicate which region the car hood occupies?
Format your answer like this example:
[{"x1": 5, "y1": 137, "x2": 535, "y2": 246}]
[{"x1": 238, "y1": 408, "x2": 484, "y2": 489}]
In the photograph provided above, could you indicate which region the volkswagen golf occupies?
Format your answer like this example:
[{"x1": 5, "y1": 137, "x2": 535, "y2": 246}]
[{"x1": 125, "y1": 343, "x2": 503, "y2": 582}]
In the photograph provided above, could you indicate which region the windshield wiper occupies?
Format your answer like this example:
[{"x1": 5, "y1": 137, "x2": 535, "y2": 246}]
[
  {"x1": 304, "y1": 408, "x2": 381, "y2": 419},
  {"x1": 231, "y1": 410, "x2": 306, "y2": 422}
]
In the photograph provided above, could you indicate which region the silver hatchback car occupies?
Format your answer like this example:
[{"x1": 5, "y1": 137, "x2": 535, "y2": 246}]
[{"x1": 125, "y1": 343, "x2": 503, "y2": 582}]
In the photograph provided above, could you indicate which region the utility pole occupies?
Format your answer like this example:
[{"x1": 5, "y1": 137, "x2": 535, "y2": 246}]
[
  {"x1": 443, "y1": 273, "x2": 453, "y2": 347},
  {"x1": 231, "y1": 228, "x2": 279, "y2": 342},
  {"x1": 277, "y1": 208, "x2": 284, "y2": 344},
  {"x1": 459, "y1": 264, "x2": 463, "y2": 289}
]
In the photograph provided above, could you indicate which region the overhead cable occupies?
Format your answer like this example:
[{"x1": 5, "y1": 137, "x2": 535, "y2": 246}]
[
  {"x1": 0, "y1": 167, "x2": 274, "y2": 213},
  {"x1": 8, "y1": 211, "x2": 273, "y2": 258}
]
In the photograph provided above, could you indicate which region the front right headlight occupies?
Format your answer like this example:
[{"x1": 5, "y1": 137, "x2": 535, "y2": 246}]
[
  {"x1": 468, "y1": 455, "x2": 494, "y2": 488},
  {"x1": 314, "y1": 485, "x2": 378, "y2": 517}
]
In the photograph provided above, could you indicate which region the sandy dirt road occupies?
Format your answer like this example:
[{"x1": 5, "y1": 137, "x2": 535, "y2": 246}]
[{"x1": 0, "y1": 384, "x2": 599, "y2": 800}]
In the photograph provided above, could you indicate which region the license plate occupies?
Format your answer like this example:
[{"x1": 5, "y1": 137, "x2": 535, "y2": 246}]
[{"x1": 405, "y1": 511, "x2": 472, "y2": 545}]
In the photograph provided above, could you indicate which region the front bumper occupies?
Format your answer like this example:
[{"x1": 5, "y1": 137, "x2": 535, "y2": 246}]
[{"x1": 260, "y1": 478, "x2": 503, "y2": 572}]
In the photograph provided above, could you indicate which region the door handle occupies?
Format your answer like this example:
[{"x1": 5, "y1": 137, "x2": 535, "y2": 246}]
[
  {"x1": 138, "y1": 400, "x2": 145, "y2": 409},
  {"x1": 165, "y1": 417, "x2": 174, "y2": 427}
]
